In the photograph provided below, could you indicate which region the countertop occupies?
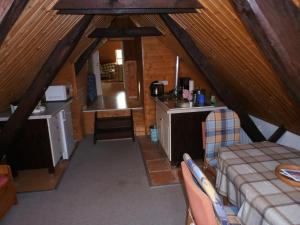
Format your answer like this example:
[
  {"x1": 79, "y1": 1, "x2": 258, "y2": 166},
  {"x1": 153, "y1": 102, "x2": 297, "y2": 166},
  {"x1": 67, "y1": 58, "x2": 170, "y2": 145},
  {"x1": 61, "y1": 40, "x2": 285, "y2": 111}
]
[
  {"x1": 82, "y1": 94, "x2": 143, "y2": 112},
  {"x1": 0, "y1": 99, "x2": 72, "y2": 121},
  {"x1": 155, "y1": 97, "x2": 227, "y2": 114}
]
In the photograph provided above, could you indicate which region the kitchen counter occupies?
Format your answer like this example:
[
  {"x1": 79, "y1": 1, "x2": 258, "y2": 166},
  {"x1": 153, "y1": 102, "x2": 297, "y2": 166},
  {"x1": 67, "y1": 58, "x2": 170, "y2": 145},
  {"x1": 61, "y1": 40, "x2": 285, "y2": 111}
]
[
  {"x1": 155, "y1": 97, "x2": 227, "y2": 114},
  {"x1": 155, "y1": 97, "x2": 227, "y2": 165},
  {"x1": 0, "y1": 99, "x2": 72, "y2": 121}
]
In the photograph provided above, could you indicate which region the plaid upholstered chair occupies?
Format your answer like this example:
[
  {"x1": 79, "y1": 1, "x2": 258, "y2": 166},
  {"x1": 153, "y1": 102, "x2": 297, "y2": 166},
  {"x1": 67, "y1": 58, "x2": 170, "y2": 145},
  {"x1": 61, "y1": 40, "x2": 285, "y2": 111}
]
[{"x1": 202, "y1": 109, "x2": 240, "y2": 174}]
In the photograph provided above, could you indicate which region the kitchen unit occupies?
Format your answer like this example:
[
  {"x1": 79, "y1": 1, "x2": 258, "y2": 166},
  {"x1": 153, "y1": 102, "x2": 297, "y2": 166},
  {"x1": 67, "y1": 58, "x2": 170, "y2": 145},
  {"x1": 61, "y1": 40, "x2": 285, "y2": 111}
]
[
  {"x1": 0, "y1": 100, "x2": 74, "y2": 173},
  {"x1": 155, "y1": 98, "x2": 227, "y2": 166}
]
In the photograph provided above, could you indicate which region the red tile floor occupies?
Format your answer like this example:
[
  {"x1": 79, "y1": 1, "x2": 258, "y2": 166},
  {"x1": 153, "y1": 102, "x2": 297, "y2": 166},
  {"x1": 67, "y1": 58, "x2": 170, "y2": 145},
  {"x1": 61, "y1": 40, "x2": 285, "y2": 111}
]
[{"x1": 137, "y1": 136, "x2": 213, "y2": 187}]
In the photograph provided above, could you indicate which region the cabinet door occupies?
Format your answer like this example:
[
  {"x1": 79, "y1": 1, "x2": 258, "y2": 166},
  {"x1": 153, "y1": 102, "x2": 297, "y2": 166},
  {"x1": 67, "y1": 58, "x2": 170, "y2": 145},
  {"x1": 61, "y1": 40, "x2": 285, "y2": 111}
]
[
  {"x1": 61, "y1": 104, "x2": 75, "y2": 159},
  {"x1": 156, "y1": 104, "x2": 163, "y2": 143},
  {"x1": 156, "y1": 102, "x2": 171, "y2": 160},
  {"x1": 47, "y1": 114, "x2": 63, "y2": 167},
  {"x1": 162, "y1": 117, "x2": 171, "y2": 160}
]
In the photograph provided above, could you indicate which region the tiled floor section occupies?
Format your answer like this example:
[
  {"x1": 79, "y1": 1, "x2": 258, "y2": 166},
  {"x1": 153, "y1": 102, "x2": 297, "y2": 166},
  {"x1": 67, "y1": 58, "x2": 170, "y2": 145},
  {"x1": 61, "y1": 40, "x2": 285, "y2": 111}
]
[
  {"x1": 137, "y1": 136, "x2": 216, "y2": 187},
  {"x1": 137, "y1": 136, "x2": 184, "y2": 186}
]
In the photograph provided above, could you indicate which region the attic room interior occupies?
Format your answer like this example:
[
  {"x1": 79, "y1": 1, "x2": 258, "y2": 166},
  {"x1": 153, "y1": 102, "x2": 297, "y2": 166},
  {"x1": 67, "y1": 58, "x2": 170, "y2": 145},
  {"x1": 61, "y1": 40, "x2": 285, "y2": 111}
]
[{"x1": 0, "y1": 0, "x2": 299, "y2": 225}]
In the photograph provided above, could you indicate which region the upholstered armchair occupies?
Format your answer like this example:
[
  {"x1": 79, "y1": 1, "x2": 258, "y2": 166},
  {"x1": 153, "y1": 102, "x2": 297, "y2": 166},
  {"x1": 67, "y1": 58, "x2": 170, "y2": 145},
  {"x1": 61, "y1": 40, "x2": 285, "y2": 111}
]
[{"x1": 0, "y1": 164, "x2": 17, "y2": 220}]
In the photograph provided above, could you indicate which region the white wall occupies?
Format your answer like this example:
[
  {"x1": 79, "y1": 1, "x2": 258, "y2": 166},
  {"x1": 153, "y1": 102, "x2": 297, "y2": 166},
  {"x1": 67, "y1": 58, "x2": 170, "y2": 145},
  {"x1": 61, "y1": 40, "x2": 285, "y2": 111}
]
[{"x1": 240, "y1": 115, "x2": 300, "y2": 151}]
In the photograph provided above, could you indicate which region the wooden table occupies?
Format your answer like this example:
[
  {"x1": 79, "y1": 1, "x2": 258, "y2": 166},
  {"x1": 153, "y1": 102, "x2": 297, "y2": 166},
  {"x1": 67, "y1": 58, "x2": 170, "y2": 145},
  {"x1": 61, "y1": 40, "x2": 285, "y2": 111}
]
[{"x1": 216, "y1": 141, "x2": 300, "y2": 225}]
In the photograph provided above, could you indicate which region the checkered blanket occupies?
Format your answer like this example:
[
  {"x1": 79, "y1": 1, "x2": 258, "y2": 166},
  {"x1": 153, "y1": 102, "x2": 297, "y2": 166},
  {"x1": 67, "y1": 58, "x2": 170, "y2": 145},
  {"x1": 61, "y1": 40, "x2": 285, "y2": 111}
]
[
  {"x1": 101, "y1": 63, "x2": 116, "y2": 74},
  {"x1": 216, "y1": 142, "x2": 300, "y2": 225},
  {"x1": 204, "y1": 109, "x2": 240, "y2": 168}
]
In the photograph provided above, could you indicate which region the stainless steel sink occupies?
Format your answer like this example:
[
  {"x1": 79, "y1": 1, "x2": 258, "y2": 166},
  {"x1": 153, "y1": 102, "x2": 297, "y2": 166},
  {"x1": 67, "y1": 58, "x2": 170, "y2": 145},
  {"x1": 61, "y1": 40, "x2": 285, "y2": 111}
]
[{"x1": 175, "y1": 101, "x2": 191, "y2": 108}]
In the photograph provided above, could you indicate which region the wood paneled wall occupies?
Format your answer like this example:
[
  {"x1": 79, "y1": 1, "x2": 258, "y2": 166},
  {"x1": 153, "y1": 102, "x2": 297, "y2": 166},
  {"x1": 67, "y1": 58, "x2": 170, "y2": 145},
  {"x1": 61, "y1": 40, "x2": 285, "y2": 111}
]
[
  {"x1": 53, "y1": 62, "x2": 88, "y2": 140},
  {"x1": 99, "y1": 40, "x2": 122, "y2": 64},
  {"x1": 142, "y1": 37, "x2": 213, "y2": 134}
]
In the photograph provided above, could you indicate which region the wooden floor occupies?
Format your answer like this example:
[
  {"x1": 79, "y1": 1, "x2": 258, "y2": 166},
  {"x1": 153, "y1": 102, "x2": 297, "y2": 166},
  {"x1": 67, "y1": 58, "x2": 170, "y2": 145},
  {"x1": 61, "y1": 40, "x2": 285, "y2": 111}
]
[{"x1": 14, "y1": 160, "x2": 69, "y2": 193}]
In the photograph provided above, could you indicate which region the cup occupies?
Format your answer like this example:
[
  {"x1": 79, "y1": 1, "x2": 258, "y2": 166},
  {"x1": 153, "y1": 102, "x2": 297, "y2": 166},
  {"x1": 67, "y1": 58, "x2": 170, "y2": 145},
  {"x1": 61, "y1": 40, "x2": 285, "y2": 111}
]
[{"x1": 211, "y1": 95, "x2": 216, "y2": 106}]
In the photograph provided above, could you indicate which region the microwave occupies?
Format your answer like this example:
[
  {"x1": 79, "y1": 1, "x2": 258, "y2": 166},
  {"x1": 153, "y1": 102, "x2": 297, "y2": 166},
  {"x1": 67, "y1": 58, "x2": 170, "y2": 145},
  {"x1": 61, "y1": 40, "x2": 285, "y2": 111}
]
[{"x1": 45, "y1": 85, "x2": 71, "y2": 102}]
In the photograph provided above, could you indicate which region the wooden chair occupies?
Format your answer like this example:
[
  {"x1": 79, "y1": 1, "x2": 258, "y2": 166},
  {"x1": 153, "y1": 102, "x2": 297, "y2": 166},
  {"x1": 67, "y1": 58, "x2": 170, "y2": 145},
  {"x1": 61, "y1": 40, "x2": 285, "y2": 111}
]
[
  {"x1": 182, "y1": 153, "x2": 240, "y2": 225},
  {"x1": 0, "y1": 164, "x2": 17, "y2": 220},
  {"x1": 202, "y1": 109, "x2": 240, "y2": 175}
]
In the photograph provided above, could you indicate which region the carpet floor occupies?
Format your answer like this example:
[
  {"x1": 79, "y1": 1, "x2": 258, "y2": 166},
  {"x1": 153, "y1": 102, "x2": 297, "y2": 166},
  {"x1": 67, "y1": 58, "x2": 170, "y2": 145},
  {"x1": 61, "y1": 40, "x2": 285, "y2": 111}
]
[{"x1": 1, "y1": 136, "x2": 187, "y2": 225}]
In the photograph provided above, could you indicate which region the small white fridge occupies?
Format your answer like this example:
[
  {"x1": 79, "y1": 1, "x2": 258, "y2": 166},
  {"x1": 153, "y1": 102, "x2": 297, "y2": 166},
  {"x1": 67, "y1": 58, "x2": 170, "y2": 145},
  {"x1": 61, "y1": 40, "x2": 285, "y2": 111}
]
[{"x1": 59, "y1": 105, "x2": 75, "y2": 159}]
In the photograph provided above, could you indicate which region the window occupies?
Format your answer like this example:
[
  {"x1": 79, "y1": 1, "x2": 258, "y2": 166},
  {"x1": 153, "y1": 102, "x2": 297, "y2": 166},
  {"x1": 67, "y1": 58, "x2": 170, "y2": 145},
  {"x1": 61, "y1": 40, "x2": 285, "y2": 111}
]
[{"x1": 115, "y1": 49, "x2": 123, "y2": 65}]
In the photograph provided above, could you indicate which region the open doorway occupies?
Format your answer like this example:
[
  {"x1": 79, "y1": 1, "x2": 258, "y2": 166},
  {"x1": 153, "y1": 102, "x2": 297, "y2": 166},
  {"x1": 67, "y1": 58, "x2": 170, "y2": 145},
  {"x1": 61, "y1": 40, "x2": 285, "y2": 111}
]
[{"x1": 98, "y1": 38, "x2": 143, "y2": 107}]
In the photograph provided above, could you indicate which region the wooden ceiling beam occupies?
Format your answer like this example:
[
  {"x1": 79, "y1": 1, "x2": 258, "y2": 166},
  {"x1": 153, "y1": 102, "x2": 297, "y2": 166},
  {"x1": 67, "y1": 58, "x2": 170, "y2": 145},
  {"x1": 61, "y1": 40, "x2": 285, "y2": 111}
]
[
  {"x1": 0, "y1": 16, "x2": 93, "y2": 161},
  {"x1": 160, "y1": 14, "x2": 266, "y2": 142},
  {"x1": 54, "y1": 0, "x2": 202, "y2": 14},
  {"x1": 0, "y1": 0, "x2": 29, "y2": 46},
  {"x1": 232, "y1": 0, "x2": 300, "y2": 107},
  {"x1": 57, "y1": 9, "x2": 198, "y2": 15},
  {"x1": 268, "y1": 125, "x2": 286, "y2": 142},
  {"x1": 89, "y1": 27, "x2": 162, "y2": 38},
  {"x1": 75, "y1": 38, "x2": 103, "y2": 75}
]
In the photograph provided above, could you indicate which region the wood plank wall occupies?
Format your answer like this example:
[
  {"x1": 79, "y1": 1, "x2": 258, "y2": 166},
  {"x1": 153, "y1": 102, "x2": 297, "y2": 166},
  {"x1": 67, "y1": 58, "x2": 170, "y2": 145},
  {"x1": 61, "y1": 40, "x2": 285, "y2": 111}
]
[
  {"x1": 133, "y1": 2, "x2": 300, "y2": 135},
  {"x1": 142, "y1": 37, "x2": 213, "y2": 134},
  {"x1": 52, "y1": 62, "x2": 88, "y2": 140}
]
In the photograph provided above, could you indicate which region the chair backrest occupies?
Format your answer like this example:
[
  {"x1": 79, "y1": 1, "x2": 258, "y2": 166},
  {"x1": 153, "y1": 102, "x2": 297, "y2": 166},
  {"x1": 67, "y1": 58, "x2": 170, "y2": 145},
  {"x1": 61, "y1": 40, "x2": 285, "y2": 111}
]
[
  {"x1": 181, "y1": 161, "x2": 218, "y2": 225},
  {"x1": 204, "y1": 109, "x2": 240, "y2": 168}
]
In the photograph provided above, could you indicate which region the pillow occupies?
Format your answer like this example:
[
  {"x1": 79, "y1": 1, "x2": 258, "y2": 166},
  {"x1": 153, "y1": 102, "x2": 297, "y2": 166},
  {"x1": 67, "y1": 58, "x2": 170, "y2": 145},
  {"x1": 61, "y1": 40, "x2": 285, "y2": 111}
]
[{"x1": 183, "y1": 153, "x2": 228, "y2": 225}]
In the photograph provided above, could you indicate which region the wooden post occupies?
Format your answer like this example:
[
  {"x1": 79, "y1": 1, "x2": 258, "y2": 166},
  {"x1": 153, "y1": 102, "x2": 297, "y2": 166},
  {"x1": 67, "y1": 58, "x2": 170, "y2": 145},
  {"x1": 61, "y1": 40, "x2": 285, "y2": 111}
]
[
  {"x1": 268, "y1": 125, "x2": 286, "y2": 142},
  {"x1": 0, "y1": 0, "x2": 29, "y2": 46},
  {"x1": 160, "y1": 14, "x2": 265, "y2": 142},
  {"x1": 232, "y1": 0, "x2": 300, "y2": 107},
  {"x1": 75, "y1": 38, "x2": 102, "y2": 75},
  {"x1": 0, "y1": 16, "x2": 93, "y2": 160}
]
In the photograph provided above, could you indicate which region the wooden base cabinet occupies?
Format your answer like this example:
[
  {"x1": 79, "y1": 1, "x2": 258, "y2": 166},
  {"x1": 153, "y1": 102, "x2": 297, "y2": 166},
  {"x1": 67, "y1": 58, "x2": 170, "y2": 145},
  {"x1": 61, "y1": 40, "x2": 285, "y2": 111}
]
[{"x1": 156, "y1": 101, "x2": 212, "y2": 166}]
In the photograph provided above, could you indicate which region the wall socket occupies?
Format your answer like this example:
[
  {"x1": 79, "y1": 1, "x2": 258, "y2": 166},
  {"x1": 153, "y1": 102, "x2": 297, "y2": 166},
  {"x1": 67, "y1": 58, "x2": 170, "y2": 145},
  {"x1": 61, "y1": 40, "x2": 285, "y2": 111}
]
[{"x1": 160, "y1": 80, "x2": 168, "y2": 85}]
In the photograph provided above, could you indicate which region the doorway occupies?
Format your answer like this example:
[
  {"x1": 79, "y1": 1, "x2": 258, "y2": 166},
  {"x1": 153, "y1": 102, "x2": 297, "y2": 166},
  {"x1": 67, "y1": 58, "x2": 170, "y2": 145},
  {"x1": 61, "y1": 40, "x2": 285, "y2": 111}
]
[{"x1": 98, "y1": 38, "x2": 143, "y2": 107}]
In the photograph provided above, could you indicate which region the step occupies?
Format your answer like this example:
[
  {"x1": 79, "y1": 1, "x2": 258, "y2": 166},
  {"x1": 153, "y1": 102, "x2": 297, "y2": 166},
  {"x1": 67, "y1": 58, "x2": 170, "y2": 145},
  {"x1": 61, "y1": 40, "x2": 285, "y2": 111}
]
[{"x1": 95, "y1": 116, "x2": 132, "y2": 130}]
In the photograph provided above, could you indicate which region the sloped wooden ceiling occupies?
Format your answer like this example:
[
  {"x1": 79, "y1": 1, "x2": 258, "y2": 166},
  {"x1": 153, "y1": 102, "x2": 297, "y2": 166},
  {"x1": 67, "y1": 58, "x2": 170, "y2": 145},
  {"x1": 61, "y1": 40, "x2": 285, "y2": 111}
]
[
  {"x1": 0, "y1": 0, "x2": 112, "y2": 112},
  {"x1": 132, "y1": 0, "x2": 300, "y2": 134},
  {"x1": 0, "y1": 0, "x2": 300, "y2": 134}
]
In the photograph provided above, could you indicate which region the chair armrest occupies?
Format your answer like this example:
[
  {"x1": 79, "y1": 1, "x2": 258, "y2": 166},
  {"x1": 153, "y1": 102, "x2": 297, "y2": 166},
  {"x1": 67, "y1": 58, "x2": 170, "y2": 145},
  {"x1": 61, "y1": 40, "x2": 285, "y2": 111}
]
[{"x1": 0, "y1": 165, "x2": 13, "y2": 179}]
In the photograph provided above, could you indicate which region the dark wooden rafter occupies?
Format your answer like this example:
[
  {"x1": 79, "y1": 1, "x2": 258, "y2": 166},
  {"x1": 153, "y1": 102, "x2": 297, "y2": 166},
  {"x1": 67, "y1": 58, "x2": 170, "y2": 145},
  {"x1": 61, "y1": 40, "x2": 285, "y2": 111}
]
[
  {"x1": 0, "y1": 15, "x2": 93, "y2": 158},
  {"x1": 0, "y1": 0, "x2": 29, "y2": 46},
  {"x1": 53, "y1": 0, "x2": 202, "y2": 14},
  {"x1": 89, "y1": 27, "x2": 162, "y2": 38},
  {"x1": 232, "y1": 0, "x2": 300, "y2": 107},
  {"x1": 160, "y1": 14, "x2": 266, "y2": 142},
  {"x1": 238, "y1": 113, "x2": 266, "y2": 141},
  {"x1": 268, "y1": 125, "x2": 286, "y2": 142},
  {"x1": 75, "y1": 38, "x2": 103, "y2": 75}
]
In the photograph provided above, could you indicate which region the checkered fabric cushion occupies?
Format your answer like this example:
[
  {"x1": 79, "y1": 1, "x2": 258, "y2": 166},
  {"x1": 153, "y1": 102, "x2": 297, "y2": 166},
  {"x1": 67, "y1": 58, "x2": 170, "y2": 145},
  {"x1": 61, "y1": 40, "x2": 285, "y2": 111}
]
[{"x1": 204, "y1": 109, "x2": 240, "y2": 168}]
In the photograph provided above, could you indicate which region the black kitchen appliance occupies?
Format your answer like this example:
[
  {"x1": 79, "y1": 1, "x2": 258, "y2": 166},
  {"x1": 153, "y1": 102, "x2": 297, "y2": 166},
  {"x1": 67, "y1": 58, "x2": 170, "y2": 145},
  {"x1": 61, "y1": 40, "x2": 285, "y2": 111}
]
[
  {"x1": 179, "y1": 77, "x2": 191, "y2": 90},
  {"x1": 150, "y1": 81, "x2": 164, "y2": 97}
]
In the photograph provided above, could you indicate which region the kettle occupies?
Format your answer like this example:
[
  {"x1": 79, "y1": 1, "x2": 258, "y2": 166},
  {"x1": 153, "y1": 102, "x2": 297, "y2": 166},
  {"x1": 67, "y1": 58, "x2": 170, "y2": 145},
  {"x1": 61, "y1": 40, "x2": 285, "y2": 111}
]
[{"x1": 150, "y1": 81, "x2": 164, "y2": 97}]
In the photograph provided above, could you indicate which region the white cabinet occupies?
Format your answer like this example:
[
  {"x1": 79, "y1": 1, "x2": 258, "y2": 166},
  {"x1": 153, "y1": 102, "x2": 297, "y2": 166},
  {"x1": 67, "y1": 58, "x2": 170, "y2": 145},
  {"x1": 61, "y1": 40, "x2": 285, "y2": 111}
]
[
  {"x1": 47, "y1": 112, "x2": 64, "y2": 167},
  {"x1": 156, "y1": 102, "x2": 171, "y2": 161},
  {"x1": 60, "y1": 104, "x2": 75, "y2": 159},
  {"x1": 47, "y1": 103, "x2": 75, "y2": 166}
]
